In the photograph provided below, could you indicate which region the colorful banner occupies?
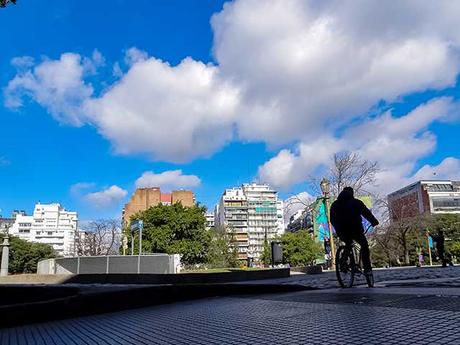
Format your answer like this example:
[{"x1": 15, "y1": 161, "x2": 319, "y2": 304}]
[{"x1": 312, "y1": 195, "x2": 374, "y2": 242}]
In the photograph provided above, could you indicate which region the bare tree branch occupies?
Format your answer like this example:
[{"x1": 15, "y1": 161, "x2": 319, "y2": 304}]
[
  {"x1": 328, "y1": 152, "x2": 379, "y2": 197},
  {"x1": 76, "y1": 219, "x2": 121, "y2": 256}
]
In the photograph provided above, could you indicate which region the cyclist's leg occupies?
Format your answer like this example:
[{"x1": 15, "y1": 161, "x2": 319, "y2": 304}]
[{"x1": 352, "y1": 232, "x2": 371, "y2": 271}]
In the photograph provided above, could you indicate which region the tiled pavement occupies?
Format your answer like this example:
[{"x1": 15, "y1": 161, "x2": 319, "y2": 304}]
[
  {"x1": 249, "y1": 266, "x2": 460, "y2": 289},
  {"x1": 2, "y1": 287, "x2": 460, "y2": 345},
  {"x1": 2, "y1": 266, "x2": 460, "y2": 344}
]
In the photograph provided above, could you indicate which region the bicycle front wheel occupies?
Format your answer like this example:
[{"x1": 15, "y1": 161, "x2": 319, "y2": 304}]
[{"x1": 336, "y1": 246, "x2": 355, "y2": 288}]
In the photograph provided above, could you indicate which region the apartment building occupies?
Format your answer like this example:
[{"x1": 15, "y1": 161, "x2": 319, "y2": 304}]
[
  {"x1": 205, "y1": 213, "x2": 215, "y2": 230},
  {"x1": 123, "y1": 188, "x2": 195, "y2": 225},
  {"x1": 216, "y1": 183, "x2": 284, "y2": 263},
  {"x1": 8, "y1": 203, "x2": 78, "y2": 257},
  {"x1": 388, "y1": 180, "x2": 460, "y2": 221}
]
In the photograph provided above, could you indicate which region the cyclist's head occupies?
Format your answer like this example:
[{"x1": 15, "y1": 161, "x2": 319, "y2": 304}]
[
  {"x1": 343, "y1": 186, "x2": 354, "y2": 196},
  {"x1": 338, "y1": 186, "x2": 354, "y2": 200}
]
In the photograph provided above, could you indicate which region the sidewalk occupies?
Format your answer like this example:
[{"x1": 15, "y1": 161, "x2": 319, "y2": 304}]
[
  {"x1": 1, "y1": 266, "x2": 459, "y2": 344},
  {"x1": 2, "y1": 286, "x2": 459, "y2": 344}
]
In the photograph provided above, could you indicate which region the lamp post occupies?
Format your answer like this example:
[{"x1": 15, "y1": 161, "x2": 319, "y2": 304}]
[{"x1": 320, "y1": 178, "x2": 336, "y2": 268}]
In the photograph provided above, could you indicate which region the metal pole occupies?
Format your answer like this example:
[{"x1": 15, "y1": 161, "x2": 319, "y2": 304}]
[
  {"x1": 131, "y1": 231, "x2": 134, "y2": 256},
  {"x1": 324, "y1": 197, "x2": 336, "y2": 268},
  {"x1": 139, "y1": 220, "x2": 143, "y2": 255},
  {"x1": 137, "y1": 220, "x2": 143, "y2": 274}
]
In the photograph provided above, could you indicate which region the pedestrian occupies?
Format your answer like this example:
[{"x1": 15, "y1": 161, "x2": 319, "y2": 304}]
[{"x1": 418, "y1": 252, "x2": 425, "y2": 267}]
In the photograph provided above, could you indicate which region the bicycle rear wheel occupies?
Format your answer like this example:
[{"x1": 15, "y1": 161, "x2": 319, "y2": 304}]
[{"x1": 336, "y1": 246, "x2": 355, "y2": 288}]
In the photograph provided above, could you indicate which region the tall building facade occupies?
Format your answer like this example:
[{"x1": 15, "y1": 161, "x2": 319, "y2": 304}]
[
  {"x1": 8, "y1": 203, "x2": 78, "y2": 257},
  {"x1": 123, "y1": 188, "x2": 195, "y2": 225},
  {"x1": 388, "y1": 180, "x2": 460, "y2": 221},
  {"x1": 205, "y1": 213, "x2": 215, "y2": 230},
  {"x1": 216, "y1": 183, "x2": 284, "y2": 263}
]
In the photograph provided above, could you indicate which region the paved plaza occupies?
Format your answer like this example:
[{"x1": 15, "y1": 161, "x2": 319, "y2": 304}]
[
  {"x1": 255, "y1": 266, "x2": 460, "y2": 289},
  {"x1": 2, "y1": 266, "x2": 460, "y2": 345}
]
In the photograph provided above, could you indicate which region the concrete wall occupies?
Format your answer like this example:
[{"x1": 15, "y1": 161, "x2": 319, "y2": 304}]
[{"x1": 37, "y1": 254, "x2": 181, "y2": 275}]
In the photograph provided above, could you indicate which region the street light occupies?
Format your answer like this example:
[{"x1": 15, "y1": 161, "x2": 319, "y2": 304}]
[
  {"x1": 320, "y1": 178, "x2": 336, "y2": 268},
  {"x1": 320, "y1": 178, "x2": 331, "y2": 196}
]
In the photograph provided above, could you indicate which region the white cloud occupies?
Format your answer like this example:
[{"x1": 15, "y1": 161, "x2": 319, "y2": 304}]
[
  {"x1": 212, "y1": 0, "x2": 460, "y2": 144},
  {"x1": 84, "y1": 56, "x2": 239, "y2": 162},
  {"x1": 11, "y1": 56, "x2": 34, "y2": 69},
  {"x1": 70, "y1": 182, "x2": 96, "y2": 196},
  {"x1": 135, "y1": 170, "x2": 201, "y2": 191},
  {"x1": 413, "y1": 158, "x2": 460, "y2": 181},
  {"x1": 283, "y1": 191, "x2": 314, "y2": 225},
  {"x1": 259, "y1": 98, "x2": 460, "y2": 194},
  {"x1": 4, "y1": 52, "x2": 94, "y2": 125},
  {"x1": 258, "y1": 137, "x2": 341, "y2": 190},
  {"x1": 4, "y1": 0, "x2": 460, "y2": 169},
  {"x1": 124, "y1": 47, "x2": 149, "y2": 66},
  {"x1": 83, "y1": 185, "x2": 128, "y2": 209}
]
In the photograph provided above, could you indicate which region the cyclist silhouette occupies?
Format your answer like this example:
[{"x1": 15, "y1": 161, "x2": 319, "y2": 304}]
[{"x1": 330, "y1": 187, "x2": 379, "y2": 276}]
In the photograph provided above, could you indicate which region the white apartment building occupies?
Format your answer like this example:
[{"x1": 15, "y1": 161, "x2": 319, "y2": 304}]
[
  {"x1": 9, "y1": 203, "x2": 78, "y2": 257},
  {"x1": 205, "y1": 213, "x2": 215, "y2": 230},
  {"x1": 216, "y1": 183, "x2": 284, "y2": 263}
]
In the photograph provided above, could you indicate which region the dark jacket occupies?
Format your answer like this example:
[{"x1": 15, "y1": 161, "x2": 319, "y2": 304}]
[{"x1": 330, "y1": 189, "x2": 379, "y2": 239}]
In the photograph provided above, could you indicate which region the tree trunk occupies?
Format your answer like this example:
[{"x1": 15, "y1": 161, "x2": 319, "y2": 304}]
[{"x1": 402, "y1": 235, "x2": 410, "y2": 265}]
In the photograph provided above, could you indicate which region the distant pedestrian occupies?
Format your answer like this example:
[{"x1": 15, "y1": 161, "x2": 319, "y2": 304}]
[{"x1": 418, "y1": 252, "x2": 425, "y2": 267}]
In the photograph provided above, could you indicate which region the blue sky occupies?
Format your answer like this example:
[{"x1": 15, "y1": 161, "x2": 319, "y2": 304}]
[{"x1": 1, "y1": 0, "x2": 459, "y2": 220}]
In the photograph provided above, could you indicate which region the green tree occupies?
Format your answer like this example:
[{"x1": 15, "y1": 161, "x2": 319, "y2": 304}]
[
  {"x1": 132, "y1": 203, "x2": 210, "y2": 265},
  {"x1": 207, "y1": 226, "x2": 239, "y2": 268},
  {"x1": 261, "y1": 239, "x2": 272, "y2": 266},
  {"x1": 388, "y1": 215, "x2": 429, "y2": 265},
  {"x1": 8, "y1": 236, "x2": 55, "y2": 273},
  {"x1": 370, "y1": 227, "x2": 401, "y2": 268},
  {"x1": 430, "y1": 214, "x2": 460, "y2": 240},
  {"x1": 281, "y1": 230, "x2": 322, "y2": 267}
]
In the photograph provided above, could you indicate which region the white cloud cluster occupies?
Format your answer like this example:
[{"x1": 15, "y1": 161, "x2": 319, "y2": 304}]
[
  {"x1": 84, "y1": 56, "x2": 239, "y2": 162},
  {"x1": 4, "y1": 0, "x2": 460, "y2": 188},
  {"x1": 283, "y1": 191, "x2": 314, "y2": 225},
  {"x1": 135, "y1": 170, "x2": 201, "y2": 191},
  {"x1": 259, "y1": 98, "x2": 460, "y2": 194},
  {"x1": 212, "y1": 0, "x2": 460, "y2": 144},
  {"x1": 83, "y1": 185, "x2": 128, "y2": 209},
  {"x1": 5, "y1": 53, "x2": 96, "y2": 125}
]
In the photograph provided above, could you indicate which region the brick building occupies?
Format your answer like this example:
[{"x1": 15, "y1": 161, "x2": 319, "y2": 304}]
[
  {"x1": 122, "y1": 188, "x2": 195, "y2": 225},
  {"x1": 388, "y1": 180, "x2": 460, "y2": 222}
]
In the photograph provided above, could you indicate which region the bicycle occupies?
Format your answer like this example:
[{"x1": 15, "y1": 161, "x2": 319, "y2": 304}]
[{"x1": 335, "y1": 226, "x2": 374, "y2": 288}]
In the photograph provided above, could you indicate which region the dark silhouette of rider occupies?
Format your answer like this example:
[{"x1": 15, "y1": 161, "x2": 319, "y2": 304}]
[{"x1": 330, "y1": 187, "x2": 379, "y2": 274}]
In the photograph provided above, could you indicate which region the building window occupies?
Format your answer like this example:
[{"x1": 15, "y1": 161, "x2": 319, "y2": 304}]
[{"x1": 432, "y1": 197, "x2": 460, "y2": 209}]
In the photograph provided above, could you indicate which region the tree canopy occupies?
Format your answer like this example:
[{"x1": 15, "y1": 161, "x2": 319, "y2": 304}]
[
  {"x1": 8, "y1": 236, "x2": 55, "y2": 273},
  {"x1": 281, "y1": 230, "x2": 322, "y2": 266},
  {"x1": 207, "y1": 226, "x2": 239, "y2": 268},
  {"x1": 370, "y1": 213, "x2": 460, "y2": 267},
  {"x1": 131, "y1": 203, "x2": 210, "y2": 265}
]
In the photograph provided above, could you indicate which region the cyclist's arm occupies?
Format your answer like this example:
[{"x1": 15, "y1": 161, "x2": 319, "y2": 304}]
[{"x1": 359, "y1": 200, "x2": 379, "y2": 226}]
